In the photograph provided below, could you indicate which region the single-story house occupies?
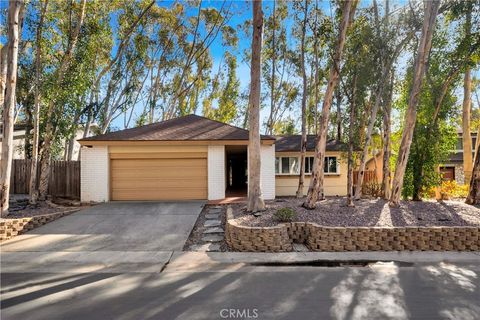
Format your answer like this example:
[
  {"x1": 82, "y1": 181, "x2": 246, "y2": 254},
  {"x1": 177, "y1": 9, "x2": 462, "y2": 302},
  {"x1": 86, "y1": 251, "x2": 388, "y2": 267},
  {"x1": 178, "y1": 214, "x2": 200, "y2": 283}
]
[{"x1": 78, "y1": 114, "x2": 348, "y2": 202}]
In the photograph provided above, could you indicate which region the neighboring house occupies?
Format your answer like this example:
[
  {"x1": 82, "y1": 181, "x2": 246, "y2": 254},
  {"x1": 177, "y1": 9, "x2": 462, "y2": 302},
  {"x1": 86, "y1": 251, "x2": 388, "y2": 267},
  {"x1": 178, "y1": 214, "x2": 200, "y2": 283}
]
[
  {"x1": 0, "y1": 124, "x2": 29, "y2": 160},
  {"x1": 365, "y1": 151, "x2": 383, "y2": 183},
  {"x1": 440, "y1": 130, "x2": 477, "y2": 184},
  {"x1": 365, "y1": 130, "x2": 477, "y2": 185},
  {"x1": 0, "y1": 123, "x2": 97, "y2": 161},
  {"x1": 78, "y1": 114, "x2": 349, "y2": 202}
]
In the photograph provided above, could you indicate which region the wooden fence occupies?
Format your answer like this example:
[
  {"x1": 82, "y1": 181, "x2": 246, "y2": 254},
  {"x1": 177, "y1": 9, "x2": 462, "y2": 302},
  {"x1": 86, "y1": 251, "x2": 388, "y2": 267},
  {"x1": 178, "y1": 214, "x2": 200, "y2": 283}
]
[
  {"x1": 10, "y1": 159, "x2": 80, "y2": 199},
  {"x1": 353, "y1": 170, "x2": 377, "y2": 185}
]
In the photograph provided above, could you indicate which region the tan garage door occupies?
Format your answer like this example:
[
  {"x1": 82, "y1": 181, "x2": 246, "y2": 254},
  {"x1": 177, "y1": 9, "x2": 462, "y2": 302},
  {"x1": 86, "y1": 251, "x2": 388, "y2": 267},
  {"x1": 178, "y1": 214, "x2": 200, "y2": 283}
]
[{"x1": 110, "y1": 157, "x2": 208, "y2": 200}]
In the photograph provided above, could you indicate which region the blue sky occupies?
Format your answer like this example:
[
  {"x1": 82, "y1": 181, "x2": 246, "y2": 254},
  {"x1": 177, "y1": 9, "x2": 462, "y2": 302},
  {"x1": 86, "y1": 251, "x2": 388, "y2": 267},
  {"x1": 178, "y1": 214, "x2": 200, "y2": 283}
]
[{"x1": 1, "y1": 0, "x2": 478, "y2": 133}]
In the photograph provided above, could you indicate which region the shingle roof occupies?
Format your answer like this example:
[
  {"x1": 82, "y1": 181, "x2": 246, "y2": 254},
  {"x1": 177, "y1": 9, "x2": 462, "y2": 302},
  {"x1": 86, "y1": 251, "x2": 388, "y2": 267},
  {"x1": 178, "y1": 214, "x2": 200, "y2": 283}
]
[
  {"x1": 79, "y1": 114, "x2": 275, "y2": 142},
  {"x1": 447, "y1": 151, "x2": 476, "y2": 163},
  {"x1": 274, "y1": 135, "x2": 350, "y2": 152}
]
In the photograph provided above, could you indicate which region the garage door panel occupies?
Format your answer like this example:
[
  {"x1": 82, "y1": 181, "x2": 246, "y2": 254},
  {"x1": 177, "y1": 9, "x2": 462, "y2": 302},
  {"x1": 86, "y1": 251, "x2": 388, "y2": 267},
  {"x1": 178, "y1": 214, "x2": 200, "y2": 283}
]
[
  {"x1": 111, "y1": 178, "x2": 207, "y2": 189},
  {"x1": 111, "y1": 188, "x2": 207, "y2": 201},
  {"x1": 110, "y1": 158, "x2": 208, "y2": 200},
  {"x1": 111, "y1": 168, "x2": 207, "y2": 179},
  {"x1": 111, "y1": 158, "x2": 206, "y2": 168}
]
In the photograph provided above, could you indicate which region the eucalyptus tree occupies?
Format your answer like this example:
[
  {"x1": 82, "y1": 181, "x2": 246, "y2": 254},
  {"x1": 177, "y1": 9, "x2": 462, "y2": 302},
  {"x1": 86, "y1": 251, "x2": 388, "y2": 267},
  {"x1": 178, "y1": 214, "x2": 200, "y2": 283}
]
[
  {"x1": 340, "y1": 4, "x2": 378, "y2": 206},
  {"x1": 202, "y1": 24, "x2": 239, "y2": 123},
  {"x1": 263, "y1": 1, "x2": 298, "y2": 135},
  {"x1": 37, "y1": 0, "x2": 87, "y2": 199},
  {"x1": 296, "y1": 0, "x2": 309, "y2": 198},
  {"x1": 304, "y1": 0, "x2": 357, "y2": 209},
  {"x1": 390, "y1": 0, "x2": 441, "y2": 206},
  {"x1": 247, "y1": 0, "x2": 265, "y2": 213},
  {"x1": 354, "y1": 0, "x2": 420, "y2": 199},
  {"x1": 1, "y1": 0, "x2": 24, "y2": 216},
  {"x1": 162, "y1": 1, "x2": 233, "y2": 120},
  {"x1": 406, "y1": 2, "x2": 480, "y2": 200},
  {"x1": 29, "y1": 0, "x2": 49, "y2": 204}
]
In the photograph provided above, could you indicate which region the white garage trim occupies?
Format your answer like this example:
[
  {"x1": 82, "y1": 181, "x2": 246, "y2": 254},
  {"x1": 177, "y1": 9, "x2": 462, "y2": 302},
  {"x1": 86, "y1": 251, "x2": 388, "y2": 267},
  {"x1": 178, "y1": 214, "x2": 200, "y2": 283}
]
[
  {"x1": 81, "y1": 146, "x2": 109, "y2": 203},
  {"x1": 261, "y1": 144, "x2": 276, "y2": 200},
  {"x1": 208, "y1": 145, "x2": 225, "y2": 200}
]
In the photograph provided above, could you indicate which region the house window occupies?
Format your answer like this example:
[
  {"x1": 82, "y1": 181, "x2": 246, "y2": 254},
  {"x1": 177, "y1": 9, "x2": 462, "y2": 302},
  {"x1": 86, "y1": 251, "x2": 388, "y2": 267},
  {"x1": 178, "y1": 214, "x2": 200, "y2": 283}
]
[
  {"x1": 305, "y1": 157, "x2": 315, "y2": 173},
  {"x1": 281, "y1": 157, "x2": 299, "y2": 174},
  {"x1": 324, "y1": 156, "x2": 339, "y2": 174},
  {"x1": 275, "y1": 156, "x2": 339, "y2": 175}
]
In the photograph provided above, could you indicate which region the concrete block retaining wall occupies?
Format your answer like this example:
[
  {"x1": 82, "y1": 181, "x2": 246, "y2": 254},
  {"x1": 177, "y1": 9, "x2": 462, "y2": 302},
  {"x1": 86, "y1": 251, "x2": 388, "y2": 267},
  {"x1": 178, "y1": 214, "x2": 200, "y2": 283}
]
[
  {"x1": 225, "y1": 209, "x2": 480, "y2": 252},
  {"x1": 0, "y1": 209, "x2": 78, "y2": 242}
]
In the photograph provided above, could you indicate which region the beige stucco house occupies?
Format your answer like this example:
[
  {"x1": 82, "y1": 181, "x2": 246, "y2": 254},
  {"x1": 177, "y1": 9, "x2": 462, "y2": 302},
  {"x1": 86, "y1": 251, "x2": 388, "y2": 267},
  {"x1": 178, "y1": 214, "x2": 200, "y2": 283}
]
[{"x1": 78, "y1": 114, "x2": 349, "y2": 202}]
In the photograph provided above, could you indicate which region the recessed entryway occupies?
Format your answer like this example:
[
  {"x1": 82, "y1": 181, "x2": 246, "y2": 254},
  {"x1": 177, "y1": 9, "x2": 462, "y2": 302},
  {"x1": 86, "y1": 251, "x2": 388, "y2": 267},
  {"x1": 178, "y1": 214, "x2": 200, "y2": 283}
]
[{"x1": 225, "y1": 145, "x2": 248, "y2": 197}]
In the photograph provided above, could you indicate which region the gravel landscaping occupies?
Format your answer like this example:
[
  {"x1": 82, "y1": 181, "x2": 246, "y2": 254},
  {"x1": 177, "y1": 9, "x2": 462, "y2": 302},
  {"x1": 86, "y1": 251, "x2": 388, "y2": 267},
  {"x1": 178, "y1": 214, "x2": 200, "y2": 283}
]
[
  {"x1": 4, "y1": 195, "x2": 84, "y2": 219},
  {"x1": 232, "y1": 197, "x2": 480, "y2": 228}
]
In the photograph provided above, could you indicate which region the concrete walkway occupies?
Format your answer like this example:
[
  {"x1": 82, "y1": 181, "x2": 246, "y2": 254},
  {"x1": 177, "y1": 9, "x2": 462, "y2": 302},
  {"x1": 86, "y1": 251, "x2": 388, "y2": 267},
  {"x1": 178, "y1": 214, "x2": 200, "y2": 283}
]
[{"x1": 1, "y1": 202, "x2": 205, "y2": 272}]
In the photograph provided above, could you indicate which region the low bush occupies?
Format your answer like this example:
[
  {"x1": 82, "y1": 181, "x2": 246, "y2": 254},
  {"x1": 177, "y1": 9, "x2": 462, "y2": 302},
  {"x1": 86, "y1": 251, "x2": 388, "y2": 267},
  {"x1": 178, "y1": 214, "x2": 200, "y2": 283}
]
[
  {"x1": 362, "y1": 182, "x2": 383, "y2": 198},
  {"x1": 426, "y1": 180, "x2": 469, "y2": 199},
  {"x1": 274, "y1": 207, "x2": 297, "y2": 222},
  {"x1": 439, "y1": 180, "x2": 469, "y2": 199}
]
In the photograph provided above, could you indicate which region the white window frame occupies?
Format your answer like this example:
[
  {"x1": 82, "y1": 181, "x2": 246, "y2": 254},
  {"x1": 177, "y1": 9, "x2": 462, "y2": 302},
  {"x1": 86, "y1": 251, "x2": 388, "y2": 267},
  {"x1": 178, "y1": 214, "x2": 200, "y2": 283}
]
[{"x1": 275, "y1": 156, "x2": 340, "y2": 175}]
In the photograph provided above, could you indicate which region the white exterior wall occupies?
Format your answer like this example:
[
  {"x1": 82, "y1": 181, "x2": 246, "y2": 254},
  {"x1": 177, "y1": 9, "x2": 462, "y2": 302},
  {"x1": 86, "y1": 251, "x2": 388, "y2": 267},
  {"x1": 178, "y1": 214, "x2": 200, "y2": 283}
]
[
  {"x1": 81, "y1": 146, "x2": 109, "y2": 203},
  {"x1": 208, "y1": 145, "x2": 225, "y2": 200},
  {"x1": 261, "y1": 144, "x2": 276, "y2": 200}
]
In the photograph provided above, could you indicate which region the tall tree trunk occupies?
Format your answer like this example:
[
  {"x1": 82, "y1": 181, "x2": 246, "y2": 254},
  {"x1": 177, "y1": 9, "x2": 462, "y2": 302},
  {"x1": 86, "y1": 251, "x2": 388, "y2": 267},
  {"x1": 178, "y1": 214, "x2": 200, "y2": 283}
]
[
  {"x1": 382, "y1": 71, "x2": 394, "y2": 199},
  {"x1": 29, "y1": 0, "x2": 48, "y2": 205},
  {"x1": 296, "y1": 0, "x2": 308, "y2": 198},
  {"x1": 38, "y1": 0, "x2": 86, "y2": 200},
  {"x1": 466, "y1": 147, "x2": 480, "y2": 205},
  {"x1": 303, "y1": 0, "x2": 357, "y2": 209},
  {"x1": 336, "y1": 89, "x2": 342, "y2": 141},
  {"x1": 463, "y1": 67, "x2": 473, "y2": 185},
  {"x1": 0, "y1": 46, "x2": 7, "y2": 108},
  {"x1": 346, "y1": 73, "x2": 357, "y2": 207},
  {"x1": 389, "y1": 0, "x2": 440, "y2": 206},
  {"x1": 266, "y1": 0, "x2": 276, "y2": 135},
  {"x1": 247, "y1": 0, "x2": 265, "y2": 213},
  {"x1": 463, "y1": 8, "x2": 473, "y2": 185},
  {"x1": 1, "y1": 0, "x2": 23, "y2": 216}
]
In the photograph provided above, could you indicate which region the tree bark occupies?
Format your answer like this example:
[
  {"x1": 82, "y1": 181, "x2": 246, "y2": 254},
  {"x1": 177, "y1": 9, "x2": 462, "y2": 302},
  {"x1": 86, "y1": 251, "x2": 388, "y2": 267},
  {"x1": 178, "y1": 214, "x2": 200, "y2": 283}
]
[
  {"x1": 463, "y1": 67, "x2": 473, "y2": 185},
  {"x1": 1, "y1": 0, "x2": 23, "y2": 216},
  {"x1": 382, "y1": 71, "x2": 394, "y2": 199},
  {"x1": 466, "y1": 147, "x2": 480, "y2": 205},
  {"x1": 29, "y1": 0, "x2": 49, "y2": 205},
  {"x1": 266, "y1": 0, "x2": 276, "y2": 135},
  {"x1": 296, "y1": 0, "x2": 308, "y2": 198},
  {"x1": 346, "y1": 73, "x2": 357, "y2": 207},
  {"x1": 38, "y1": 0, "x2": 86, "y2": 200},
  {"x1": 247, "y1": 0, "x2": 265, "y2": 213},
  {"x1": 303, "y1": 0, "x2": 357, "y2": 209},
  {"x1": 0, "y1": 46, "x2": 7, "y2": 109},
  {"x1": 336, "y1": 89, "x2": 342, "y2": 141},
  {"x1": 463, "y1": 7, "x2": 473, "y2": 185},
  {"x1": 389, "y1": 0, "x2": 440, "y2": 206}
]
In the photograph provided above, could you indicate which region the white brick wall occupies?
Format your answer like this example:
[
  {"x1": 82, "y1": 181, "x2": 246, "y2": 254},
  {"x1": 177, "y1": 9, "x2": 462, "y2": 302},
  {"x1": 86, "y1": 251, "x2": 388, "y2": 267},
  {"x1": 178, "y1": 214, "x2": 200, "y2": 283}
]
[
  {"x1": 261, "y1": 144, "x2": 276, "y2": 200},
  {"x1": 81, "y1": 146, "x2": 109, "y2": 203},
  {"x1": 208, "y1": 145, "x2": 225, "y2": 200}
]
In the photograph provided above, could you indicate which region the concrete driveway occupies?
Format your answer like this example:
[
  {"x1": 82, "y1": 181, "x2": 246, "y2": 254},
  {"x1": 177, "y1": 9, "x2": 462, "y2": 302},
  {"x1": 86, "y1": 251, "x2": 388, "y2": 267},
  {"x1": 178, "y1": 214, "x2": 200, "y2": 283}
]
[{"x1": 1, "y1": 201, "x2": 205, "y2": 272}]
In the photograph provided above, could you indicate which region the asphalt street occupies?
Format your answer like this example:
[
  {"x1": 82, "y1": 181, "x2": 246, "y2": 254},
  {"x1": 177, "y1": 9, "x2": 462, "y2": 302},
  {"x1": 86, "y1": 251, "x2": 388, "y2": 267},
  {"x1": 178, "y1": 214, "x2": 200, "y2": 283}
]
[{"x1": 1, "y1": 260, "x2": 479, "y2": 320}]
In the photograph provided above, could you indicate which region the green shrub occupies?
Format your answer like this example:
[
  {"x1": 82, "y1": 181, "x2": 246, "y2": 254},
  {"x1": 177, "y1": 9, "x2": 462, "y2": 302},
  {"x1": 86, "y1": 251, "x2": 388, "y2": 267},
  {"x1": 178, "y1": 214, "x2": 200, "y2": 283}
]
[
  {"x1": 362, "y1": 182, "x2": 383, "y2": 197},
  {"x1": 426, "y1": 180, "x2": 469, "y2": 199},
  {"x1": 274, "y1": 207, "x2": 297, "y2": 222}
]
